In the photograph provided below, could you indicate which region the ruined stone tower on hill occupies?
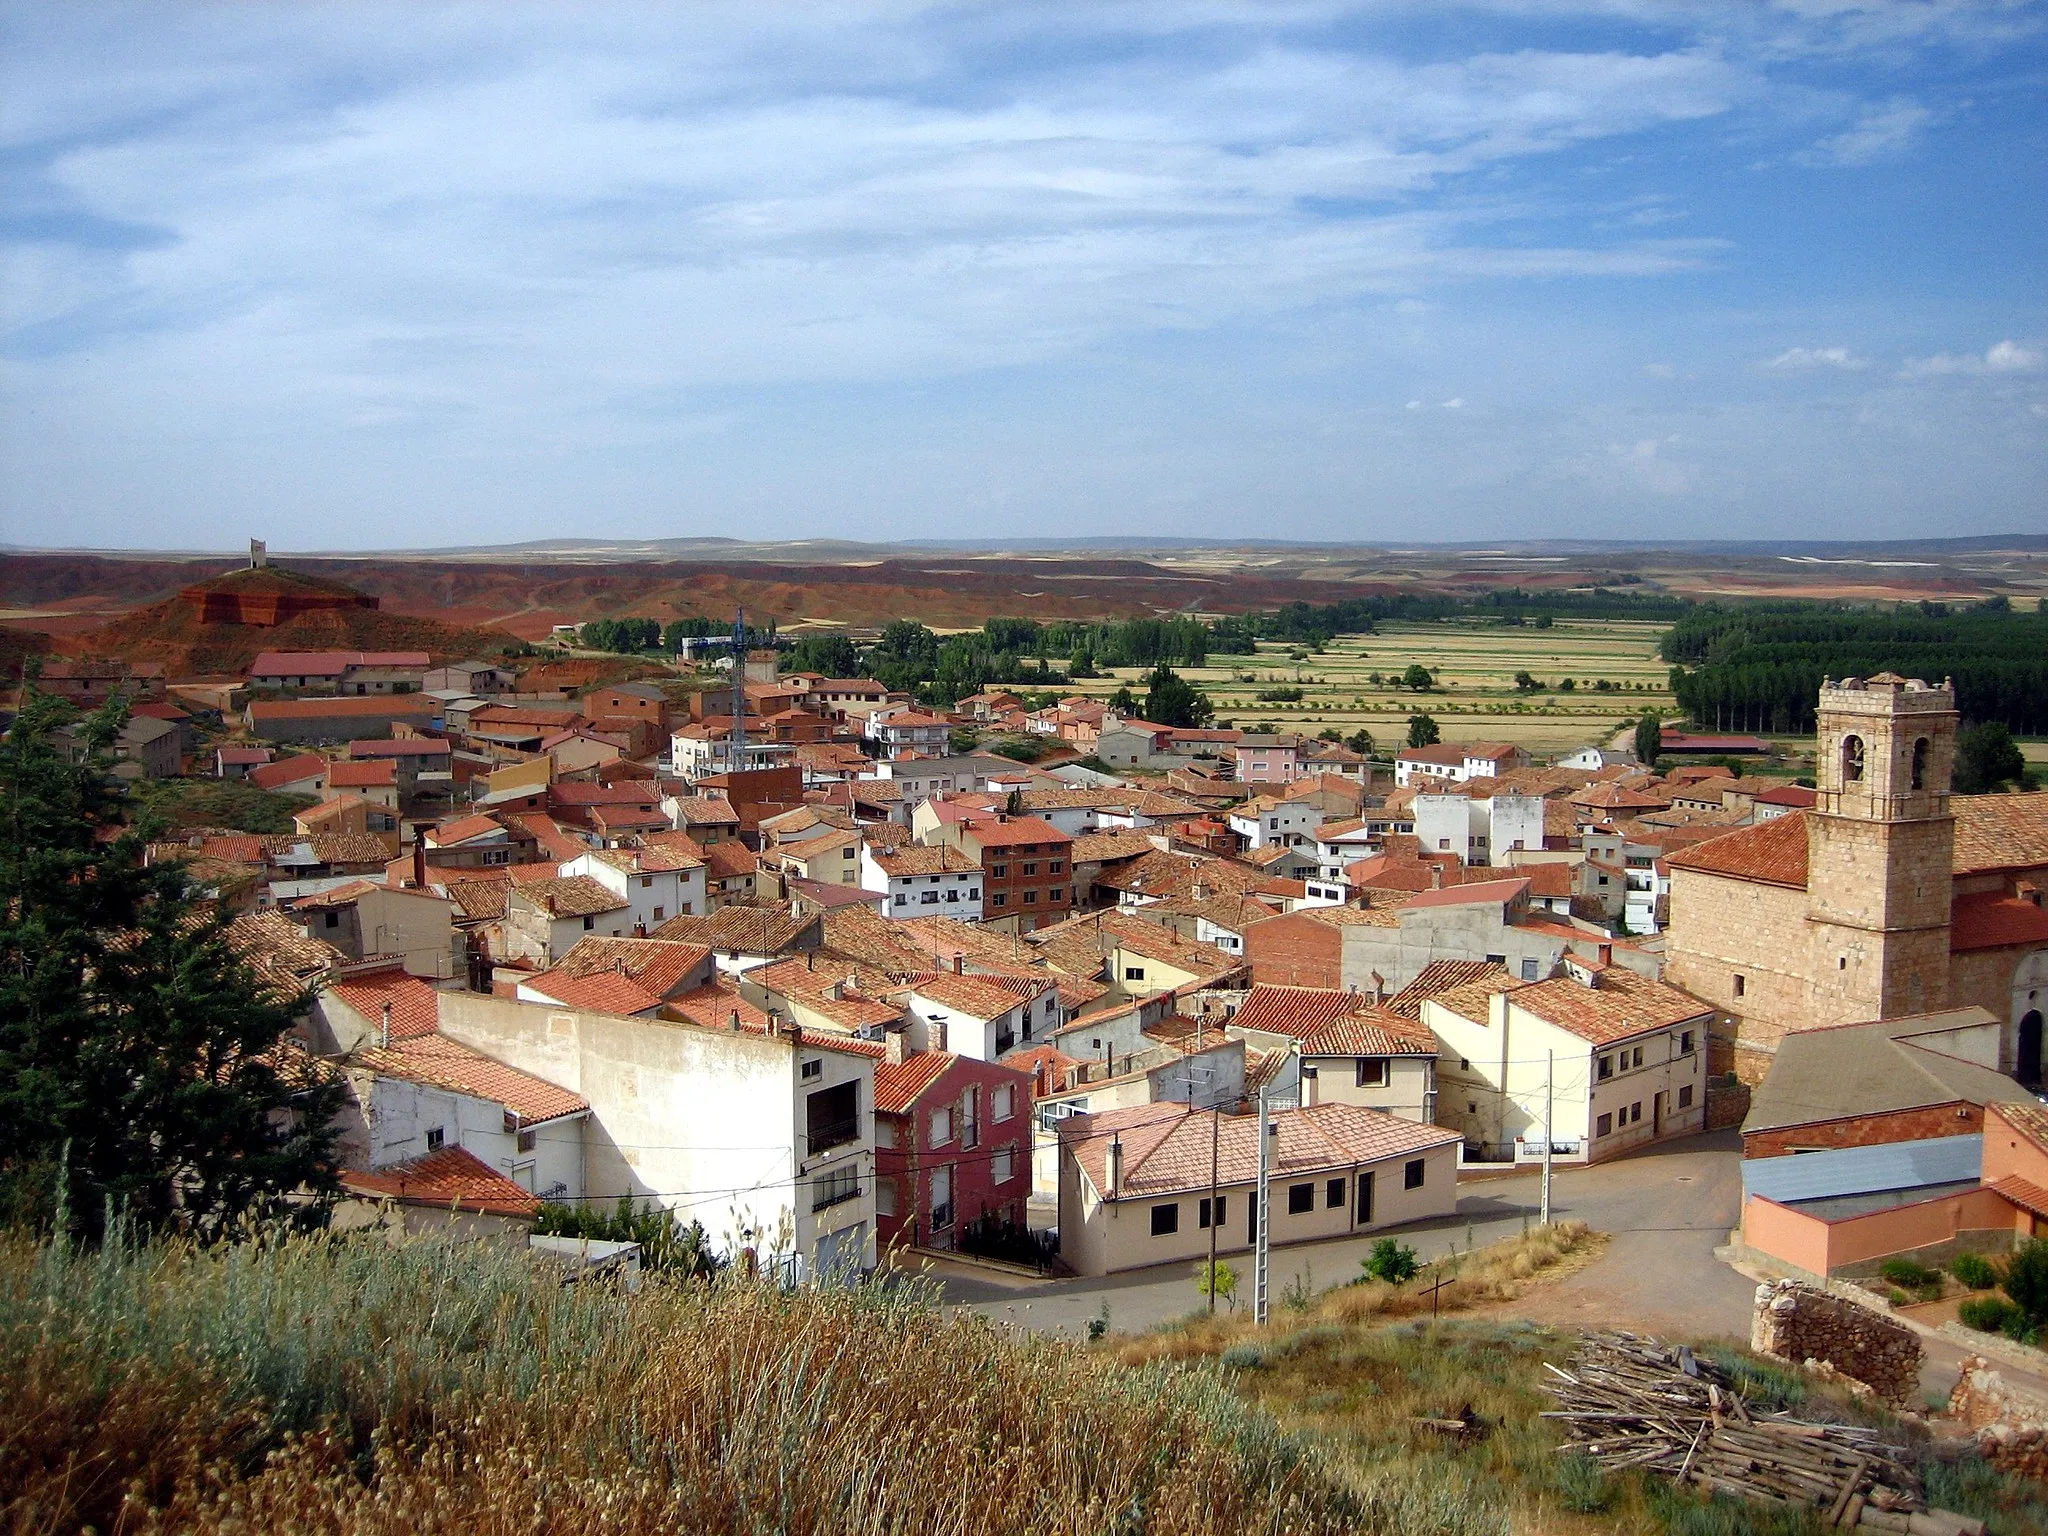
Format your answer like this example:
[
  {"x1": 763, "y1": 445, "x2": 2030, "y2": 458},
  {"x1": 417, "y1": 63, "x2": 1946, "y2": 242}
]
[{"x1": 1806, "y1": 673, "x2": 1958, "y2": 1026}]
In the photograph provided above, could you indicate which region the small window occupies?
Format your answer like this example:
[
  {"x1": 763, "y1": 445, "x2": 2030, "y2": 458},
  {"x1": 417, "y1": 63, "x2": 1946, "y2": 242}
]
[
  {"x1": 991, "y1": 893, "x2": 1006, "y2": 908},
  {"x1": 930, "y1": 1107, "x2": 953, "y2": 1146},
  {"x1": 802, "y1": 1059, "x2": 822, "y2": 1081},
  {"x1": 1022, "y1": 890, "x2": 1036, "y2": 904},
  {"x1": 517, "y1": 1128, "x2": 537, "y2": 1154},
  {"x1": 1049, "y1": 888, "x2": 1063, "y2": 902},
  {"x1": 1842, "y1": 734, "x2": 1865, "y2": 784},
  {"x1": 993, "y1": 1083, "x2": 1015, "y2": 1122},
  {"x1": 1732, "y1": 973, "x2": 1746, "y2": 998},
  {"x1": 1680, "y1": 1030, "x2": 1694, "y2": 1055},
  {"x1": 583, "y1": 915, "x2": 595, "y2": 930},
  {"x1": 640, "y1": 876, "x2": 653, "y2": 889},
  {"x1": 1597, "y1": 1055, "x2": 1613, "y2": 1081},
  {"x1": 1124, "y1": 965, "x2": 1145, "y2": 981},
  {"x1": 1287, "y1": 1182, "x2": 1314, "y2": 1214},
  {"x1": 1403, "y1": 1158, "x2": 1425, "y2": 1190},
  {"x1": 1678, "y1": 1085, "x2": 1694, "y2": 1109},
  {"x1": 425, "y1": 1127, "x2": 445, "y2": 1151},
  {"x1": 991, "y1": 863, "x2": 1008, "y2": 878},
  {"x1": 1521, "y1": 957, "x2": 1539, "y2": 981},
  {"x1": 1326, "y1": 1177, "x2": 1345, "y2": 1209},
  {"x1": 1022, "y1": 862, "x2": 1038, "y2": 876},
  {"x1": 1631, "y1": 1101, "x2": 1643, "y2": 1124},
  {"x1": 1458, "y1": 1057, "x2": 1470, "y2": 1071},
  {"x1": 991, "y1": 1147, "x2": 1015, "y2": 1184},
  {"x1": 1151, "y1": 1203, "x2": 1180, "y2": 1236},
  {"x1": 1912, "y1": 737, "x2": 1929, "y2": 791},
  {"x1": 652, "y1": 906, "x2": 663, "y2": 921},
  {"x1": 1049, "y1": 860, "x2": 1064, "y2": 874},
  {"x1": 1596, "y1": 1112, "x2": 1613, "y2": 1137}
]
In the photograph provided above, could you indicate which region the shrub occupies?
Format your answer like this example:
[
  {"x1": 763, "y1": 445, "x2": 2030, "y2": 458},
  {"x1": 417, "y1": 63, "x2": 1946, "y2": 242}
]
[
  {"x1": 1961, "y1": 1296, "x2": 2021, "y2": 1334},
  {"x1": 1881, "y1": 1257, "x2": 1936, "y2": 1289},
  {"x1": 1953, "y1": 1252, "x2": 2000, "y2": 1290},
  {"x1": 1220, "y1": 1343, "x2": 1266, "y2": 1370},
  {"x1": 1553, "y1": 1453, "x2": 1610, "y2": 1514},
  {"x1": 2003, "y1": 1237, "x2": 2048, "y2": 1323},
  {"x1": 1363, "y1": 1238, "x2": 1419, "y2": 1285}
]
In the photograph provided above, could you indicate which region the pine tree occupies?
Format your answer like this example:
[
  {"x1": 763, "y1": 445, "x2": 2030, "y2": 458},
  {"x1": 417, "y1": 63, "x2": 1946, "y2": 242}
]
[{"x1": 0, "y1": 690, "x2": 342, "y2": 1237}]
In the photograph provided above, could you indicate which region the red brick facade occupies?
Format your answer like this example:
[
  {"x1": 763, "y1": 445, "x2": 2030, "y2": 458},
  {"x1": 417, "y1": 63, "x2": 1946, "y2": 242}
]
[
  {"x1": 1241, "y1": 911, "x2": 1343, "y2": 989},
  {"x1": 1743, "y1": 1100, "x2": 1984, "y2": 1159}
]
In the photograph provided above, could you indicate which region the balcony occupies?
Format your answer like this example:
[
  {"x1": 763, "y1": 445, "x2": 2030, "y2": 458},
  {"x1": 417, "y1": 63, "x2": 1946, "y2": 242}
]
[{"x1": 806, "y1": 1118, "x2": 860, "y2": 1156}]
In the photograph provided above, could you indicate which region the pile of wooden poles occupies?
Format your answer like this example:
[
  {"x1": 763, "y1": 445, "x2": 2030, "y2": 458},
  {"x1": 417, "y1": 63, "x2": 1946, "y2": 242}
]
[{"x1": 1540, "y1": 1331, "x2": 1941, "y2": 1530}]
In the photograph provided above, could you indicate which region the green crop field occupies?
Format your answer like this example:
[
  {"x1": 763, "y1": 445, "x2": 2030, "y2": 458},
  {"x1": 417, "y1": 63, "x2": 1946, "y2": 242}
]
[{"x1": 1071, "y1": 619, "x2": 1681, "y2": 757}]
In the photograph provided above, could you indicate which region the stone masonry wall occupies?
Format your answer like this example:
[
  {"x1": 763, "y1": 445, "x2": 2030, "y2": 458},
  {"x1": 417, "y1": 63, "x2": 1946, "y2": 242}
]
[
  {"x1": 1704, "y1": 1076, "x2": 1752, "y2": 1133},
  {"x1": 1947, "y1": 1354, "x2": 2048, "y2": 1481},
  {"x1": 1751, "y1": 1279, "x2": 1923, "y2": 1407}
]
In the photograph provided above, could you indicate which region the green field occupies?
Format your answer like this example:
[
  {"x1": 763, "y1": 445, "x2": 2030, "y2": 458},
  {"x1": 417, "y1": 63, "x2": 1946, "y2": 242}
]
[{"x1": 1072, "y1": 619, "x2": 1680, "y2": 756}]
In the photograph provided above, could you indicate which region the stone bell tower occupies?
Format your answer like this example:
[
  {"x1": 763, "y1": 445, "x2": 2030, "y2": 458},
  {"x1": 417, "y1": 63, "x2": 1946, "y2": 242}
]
[{"x1": 1805, "y1": 673, "x2": 1957, "y2": 1025}]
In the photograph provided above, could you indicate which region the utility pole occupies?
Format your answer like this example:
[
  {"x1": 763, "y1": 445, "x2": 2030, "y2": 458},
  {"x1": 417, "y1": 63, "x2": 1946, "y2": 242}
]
[
  {"x1": 1253, "y1": 1087, "x2": 1273, "y2": 1325},
  {"x1": 1207, "y1": 1107, "x2": 1220, "y2": 1315},
  {"x1": 1540, "y1": 1048, "x2": 1554, "y2": 1227}
]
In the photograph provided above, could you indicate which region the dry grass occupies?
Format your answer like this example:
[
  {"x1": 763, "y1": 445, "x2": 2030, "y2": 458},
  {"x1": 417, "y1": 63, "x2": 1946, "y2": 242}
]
[{"x1": 0, "y1": 1223, "x2": 1380, "y2": 1536}]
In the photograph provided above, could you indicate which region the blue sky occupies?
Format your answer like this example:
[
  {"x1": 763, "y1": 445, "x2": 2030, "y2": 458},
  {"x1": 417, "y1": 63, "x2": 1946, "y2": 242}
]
[{"x1": 2, "y1": 1, "x2": 2043, "y2": 550}]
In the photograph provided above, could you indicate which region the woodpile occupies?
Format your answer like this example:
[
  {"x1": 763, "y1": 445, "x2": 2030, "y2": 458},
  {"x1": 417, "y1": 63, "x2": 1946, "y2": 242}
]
[{"x1": 1541, "y1": 1332, "x2": 1982, "y2": 1533}]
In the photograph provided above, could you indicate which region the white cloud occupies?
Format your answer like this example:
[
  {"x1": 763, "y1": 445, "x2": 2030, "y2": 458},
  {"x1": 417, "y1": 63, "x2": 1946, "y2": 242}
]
[
  {"x1": 1764, "y1": 345, "x2": 1864, "y2": 370},
  {"x1": 1792, "y1": 98, "x2": 1934, "y2": 167},
  {"x1": 1441, "y1": 397, "x2": 1465, "y2": 409},
  {"x1": 1900, "y1": 340, "x2": 2044, "y2": 377}
]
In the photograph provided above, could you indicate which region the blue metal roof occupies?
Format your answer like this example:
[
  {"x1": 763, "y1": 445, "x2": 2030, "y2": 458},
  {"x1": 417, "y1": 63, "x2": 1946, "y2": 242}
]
[{"x1": 1742, "y1": 1134, "x2": 1982, "y2": 1206}]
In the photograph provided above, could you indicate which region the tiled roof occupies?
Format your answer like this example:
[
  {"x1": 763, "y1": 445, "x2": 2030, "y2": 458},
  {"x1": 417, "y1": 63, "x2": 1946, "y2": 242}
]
[
  {"x1": 1993, "y1": 1100, "x2": 2048, "y2": 1156},
  {"x1": 589, "y1": 805, "x2": 670, "y2": 833},
  {"x1": 962, "y1": 814, "x2": 1072, "y2": 847},
  {"x1": 668, "y1": 795, "x2": 742, "y2": 825},
  {"x1": 1062, "y1": 1100, "x2": 1458, "y2": 1199},
  {"x1": 1662, "y1": 810, "x2": 1810, "y2": 888},
  {"x1": 1301, "y1": 1012, "x2": 1437, "y2": 1057},
  {"x1": 1409, "y1": 965, "x2": 1522, "y2": 1026},
  {"x1": 226, "y1": 911, "x2": 341, "y2": 983},
  {"x1": 1509, "y1": 967, "x2": 1711, "y2": 1046},
  {"x1": 289, "y1": 878, "x2": 384, "y2": 910},
  {"x1": 1953, "y1": 793, "x2": 2048, "y2": 877},
  {"x1": 873, "y1": 843, "x2": 980, "y2": 877},
  {"x1": 441, "y1": 875, "x2": 512, "y2": 920},
  {"x1": 653, "y1": 905, "x2": 816, "y2": 954},
  {"x1": 506, "y1": 812, "x2": 595, "y2": 863},
  {"x1": 1402, "y1": 877, "x2": 1530, "y2": 910},
  {"x1": 1396, "y1": 743, "x2": 1467, "y2": 765},
  {"x1": 514, "y1": 874, "x2": 628, "y2": 919},
  {"x1": 749, "y1": 955, "x2": 905, "y2": 1031},
  {"x1": 589, "y1": 843, "x2": 702, "y2": 874},
  {"x1": 662, "y1": 978, "x2": 770, "y2": 1032},
  {"x1": 1231, "y1": 983, "x2": 1379, "y2": 1041},
  {"x1": 429, "y1": 813, "x2": 509, "y2": 847},
  {"x1": 699, "y1": 840, "x2": 760, "y2": 880},
  {"x1": 354, "y1": 1033, "x2": 588, "y2": 1123},
  {"x1": 250, "y1": 695, "x2": 438, "y2": 722},
  {"x1": 1986, "y1": 1175, "x2": 2048, "y2": 1222},
  {"x1": 897, "y1": 970, "x2": 1031, "y2": 1021},
  {"x1": 873, "y1": 1050, "x2": 957, "y2": 1113},
  {"x1": 1951, "y1": 893, "x2": 2048, "y2": 952},
  {"x1": 247, "y1": 753, "x2": 327, "y2": 790},
  {"x1": 327, "y1": 967, "x2": 441, "y2": 1040},
  {"x1": 326, "y1": 760, "x2": 397, "y2": 788},
  {"x1": 551, "y1": 780, "x2": 659, "y2": 806},
  {"x1": 541, "y1": 936, "x2": 712, "y2": 999},
  {"x1": 311, "y1": 832, "x2": 396, "y2": 867},
  {"x1": 522, "y1": 969, "x2": 665, "y2": 1015},
  {"x1": 1753, "y1": 784, "x2": 1818, "y2": 808},
  {"x1": 349, "y1": 738, "x2": 452, "y2": 759},
  {"x1": 340, "y1": 1146, "x2": 539, "y2": 1219}
]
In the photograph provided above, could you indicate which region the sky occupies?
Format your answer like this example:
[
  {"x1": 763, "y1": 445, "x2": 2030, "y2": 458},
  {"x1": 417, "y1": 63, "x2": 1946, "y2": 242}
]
[{"x1": 2, "y1": 1, "x2": 2044, "y2": 551}]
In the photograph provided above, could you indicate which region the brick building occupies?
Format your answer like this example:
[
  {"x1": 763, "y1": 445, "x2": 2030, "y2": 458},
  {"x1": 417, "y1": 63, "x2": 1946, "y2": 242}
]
[
  {"x1": 943, "y1": 813, "x2": 1075, "y2": 932},
  {"x1": 873, "y1": 1041, "x2": 1034, "y2": 1252}
]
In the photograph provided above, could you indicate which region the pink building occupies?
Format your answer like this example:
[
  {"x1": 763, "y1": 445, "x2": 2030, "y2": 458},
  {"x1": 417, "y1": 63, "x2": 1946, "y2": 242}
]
[{"x1": 1234, "y1": 733, "x2": 1304, "y2": 785}]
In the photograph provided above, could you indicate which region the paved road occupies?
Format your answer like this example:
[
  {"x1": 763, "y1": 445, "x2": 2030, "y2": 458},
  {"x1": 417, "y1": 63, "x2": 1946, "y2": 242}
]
[{"x1": 945, "y1": 1130, "x2": 1753, "y2": 1341}]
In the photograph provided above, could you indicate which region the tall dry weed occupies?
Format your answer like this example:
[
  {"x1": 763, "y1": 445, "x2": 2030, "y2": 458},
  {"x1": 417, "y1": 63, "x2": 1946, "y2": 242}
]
[{"x1": 0, "y1": 1225, "x2": 1374, "y2": 1535}]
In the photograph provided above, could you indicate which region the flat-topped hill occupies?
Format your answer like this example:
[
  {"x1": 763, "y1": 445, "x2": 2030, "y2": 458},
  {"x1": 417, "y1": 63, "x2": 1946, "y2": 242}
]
[{"x1": 177, "y1": 563, "x2": 378, "y2": 626}]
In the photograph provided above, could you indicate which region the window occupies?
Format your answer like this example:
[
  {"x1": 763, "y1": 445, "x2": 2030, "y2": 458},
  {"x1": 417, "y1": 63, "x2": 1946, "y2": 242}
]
[
  {"x1": 1124, "y1": 965, "x2": 1145, "y2": 981},
  {"x1": 945, "y1": 889, "x2": 958, "y2": 902},
  {"x1": 920, "y1": 891, "x2": 939, "y2": 905},
  {"x1": 1023, "y1": 890, "x2": 1037, "y2": 904},
  {"x1": 1152, "y1": 1203, "x2": 1180, "y2": 1236},
  {"x1": 517, "y1": 1128, "x2": 537, "y2": 1154},
  {"x1": 1403, "y1": 1158, "x2": 1425, "y2": 1190},
  {"x1": 1912, "y1": 737, "x2": 1929, "y2": 791},
  {"x1": 1678, "y1": 1085, "x2": 1694, "y2": 1109},
  {"x1": 1596, "y1": 1112, "x2": 1612, "y2": 1137},
  {"x1": 993, "y1": 1084, "x2": 1015, "y2": 1122},
  {"x1": 1287, "y1": 1182, "x2": 1314, "y2": 1214},
  {"x1": 811, "y1": 1163, "x2": 860, "y2": 1211},
  {"x1": 801, "y1": 1059, "x2": 822, "y2": 1081},
  {"x1": 425, "y1": 1127, "x2": 445, "y2": 1151},
  {"x1": 875, "y1": 1178, "x2": 898, "y2": 1218},
  {"x1": 991, "y1": 1147, "x2": 1015, "y2": 1184},
  {"x1": 1733, "y1": 974, "x2": 1746, "y2": 998},
  {"x1": 1326, "y1": 1177, "x2": 1346, "y2": 1209},
  {"x1": 961, "y1": 1090, "x2": 980, "y2": 1150},
  {"x1": 1022, "y1": 862, "x2": 1038, "y2": 876},
  {"x1": 1049, "y1": 860, "x2": 1064, "y2": 874},
  {"x1": 1355, "y1": 1059, "x2": 1389, "y2": 1088},
  {"x1": 806, "y1": 1081, "x2": 859, "y2": 1153},
  {"x1": 652, "y1": 906, "x2": 663, "y2": 921},
  {"x1": 991, "y1": 893, "x2": 1007, "y2": 908},
  {"x1": 1597, "y1": 1055, "x2": 1613, "y2": 1081},
  {"x1": 1049, "y1": 888, "x2": 1064, "y2": 902},
  {"x1": 931, "y1": 1166, "x2": 953, "y2": 1230},
  {"x1": 1630, "y1": 1101, "x2": 1643, "y2": 1124},
  {"x1": 1631, "y1": 1047, "x2": 1644, "y2": 1069},
  {"x1": 1437, "y1": 838, "x2": 1450, "y2": 850},
  {"x1": 930, "y1": 1106, "x2": 953, "y2": 1145},
  {"x1": 1680, "y1": 1031, "x2": 1695, "y2": 1055},
  {"x1": 640, "y1": 876, "x2": 653, "y2": 889},
  {"x1": 991, "y1": 863, "x2": 1008, "y2": 878},
  {"x1": 1357, "y1": 1172, "x2": 1374, "y2": 1223},
  {"x1": 583, "y1": 915, "x2": 595, "y2": 930},
  {"x1": 1458, "y1": 1057, "x2": 1470, "y2": 1071},
  {"x1": 1521, "y1": 957, "x2": 1539, "y2": 981},
  {"x1": 894, "y1": 894, "x2": 907, "y2": 906},
  {"x1": 323, "y1": 911, "x2": 340, "y2": 929},
  {"x1": 1842, "y1": 733, "x2": 1865, "y2": 783}
]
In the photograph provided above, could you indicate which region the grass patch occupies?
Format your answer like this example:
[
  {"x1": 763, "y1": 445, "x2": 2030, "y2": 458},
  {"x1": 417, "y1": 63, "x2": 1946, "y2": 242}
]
[{"x1": 129, "y1": 777, "x2": 317, "y2": 834}]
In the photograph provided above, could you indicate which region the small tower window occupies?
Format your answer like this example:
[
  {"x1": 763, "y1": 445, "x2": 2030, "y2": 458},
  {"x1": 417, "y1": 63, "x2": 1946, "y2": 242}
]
[
  {"x1": 1841, "y1": 735, "x2": 1865, "y2": 784},
  {"x1": 1911, "y1": 737, "x2": 1929, "y2": 791}
]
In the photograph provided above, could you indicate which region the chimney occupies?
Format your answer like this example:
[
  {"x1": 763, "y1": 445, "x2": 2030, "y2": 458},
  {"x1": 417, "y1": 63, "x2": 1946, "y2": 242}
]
[
  {"x1": 1368, "y1": 969, "x2": 1385, "y2": 1006},
  {"x1": 1597, "y1": 942, "x2": 1613, "y2": 967},
  {"x1": 952, "y1": 952, "x2": 964, "y2": 975},
  {"x1": 766, "y1": 1008, "x2": 783, "y2": 1038},
  {"x1": 728, "y1": 1009, "x2": 741, "y2": 1032},
  {"x1": 633, "y1": 923, "x2": 647, "y2": 939},
  {"x1": 2020, "y1": 880, "x2": 2042, "y2": 909},
  {"x1": 1106, "y1": 1135, "x2": 1123, "y2": 1199},
  {"x1": 885, "y1": 1029, "x2": 909, "y2": 1066},
  {"x1": 379, "y1": 1001, "x2": 392, "y2": 1049}
]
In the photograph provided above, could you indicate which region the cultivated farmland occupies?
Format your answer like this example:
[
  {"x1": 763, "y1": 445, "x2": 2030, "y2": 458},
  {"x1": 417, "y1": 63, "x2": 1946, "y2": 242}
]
[{"x1": 1076, "y1": 619, "x2": 1678, "y2": 756}]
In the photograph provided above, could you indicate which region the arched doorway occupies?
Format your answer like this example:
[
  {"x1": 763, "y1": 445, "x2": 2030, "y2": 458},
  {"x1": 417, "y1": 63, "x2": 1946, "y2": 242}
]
[{"x1": 2020, "y1": 1011, "x2": 2045, "y2": 1091}]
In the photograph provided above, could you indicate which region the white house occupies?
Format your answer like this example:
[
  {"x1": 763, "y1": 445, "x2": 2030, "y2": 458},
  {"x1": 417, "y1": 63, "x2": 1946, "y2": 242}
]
[
  {"x1": 561, "y1": 846, "x2": 707, "y2": 932},
  {"x1": 1421, "y1": 956, "x2": 1710, "y2": 1165},
  {"x1": 858, "y1": 842, "x2": 983, "y2": 919},
  {"x1": 900, "y1": 971, "x2": 1055, "y2": 1060},
  {"x1": 502, "y1": 875, "x2": 633, "y2": 964},
  {"x1": 1413, "y1": 791, "x2": 1547, "y2": 866},
  {"x1": 1393, "y1": 741, "x2": 1530, "y2": 789},
  {"x1": 1227, "y1": 797, "x2": 1325, "y2": 851},
  {"x1": 436, "y1": 988, "x2": 881, "y2": 1281}
]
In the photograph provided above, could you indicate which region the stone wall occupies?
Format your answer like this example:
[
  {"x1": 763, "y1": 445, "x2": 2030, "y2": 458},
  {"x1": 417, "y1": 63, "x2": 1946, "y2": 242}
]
[
  {"x1": 1743, "y1": 1101, "x2": 1983, "y2": 1158},
  {"x1": 1750, "y1": 1279, "x2": 1923, "y2": 1407},
  {"x1": 1705, "y1": 1076, "x2": 1752, "y2": 1132},
  {"x1": 1946, "y1": 1354, "x2": 2048, "y2": 1481}
]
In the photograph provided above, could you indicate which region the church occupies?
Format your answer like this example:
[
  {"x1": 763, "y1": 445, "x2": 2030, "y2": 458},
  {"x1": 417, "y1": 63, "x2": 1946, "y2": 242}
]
[{"x1": 1664, "y1": 673, "x2": 2048, "y2": 1085}]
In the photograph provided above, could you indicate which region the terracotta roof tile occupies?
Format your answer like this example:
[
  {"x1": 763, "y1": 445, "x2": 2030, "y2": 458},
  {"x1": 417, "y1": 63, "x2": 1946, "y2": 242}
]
[
  {"x1": 1300, "y1": 1012, "x2": 1437, "y2": 1057},
  {"x1": 1952, "y1": 794, "x2": 2048, "y2": 877},
  {"x1": 896, "y1": 970, "x2": 1037, "y2": 1021},
  {"x1": 1508, "y1": 967, "x2": 1711, "y2": 1046},
  {"x1": 1231, "y1": 983, "x2": 1377, "y2": 1041},
  {"x1": 340, "y1": 1146, "x2": 539, "y2": 1218},
  {"x1": 1662, "y1": 810, "x2": 1810, "y2": 888},
  {"x1": 1951, "y1": 893, "x2": 2048, "y2": 952},
  {"x1": 873, "y1": 1050, "x2": 956, "y2": 1113},
  {"x1": 354, "y1": 1034, "x2": 588, "y2": 1123},
  {"x1": 540, "y1": 936, "x2": 712, "y2": 1000},
  {"x1": 1386, "y1": 960, "x2": 1508, "y2": 1019},
  {"x1": 326, "y1": 967, "x2": 441, "y2": 1040},
  {"x1": 514, "y1": 874, "x2": 628, "y2": 919}
]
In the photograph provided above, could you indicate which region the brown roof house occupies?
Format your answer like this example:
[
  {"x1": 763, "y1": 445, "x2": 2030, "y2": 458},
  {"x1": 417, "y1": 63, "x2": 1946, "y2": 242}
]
[{"x1": 1055, "y1": 1100, "x2": 1458, "y2": 1276}]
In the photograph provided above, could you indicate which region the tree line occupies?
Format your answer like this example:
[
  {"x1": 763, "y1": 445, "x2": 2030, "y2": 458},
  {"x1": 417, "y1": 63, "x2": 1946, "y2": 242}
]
[
  {"x1": 1663, "y1": 604, "x2": 2048, "y2": 735},
  {"x1": 1208, "y1": 585, "x2": 1690, "y2": 650}
]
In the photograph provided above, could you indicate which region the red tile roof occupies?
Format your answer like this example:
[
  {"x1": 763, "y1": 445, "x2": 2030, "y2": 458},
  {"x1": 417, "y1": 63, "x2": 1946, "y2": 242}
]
[
  {"x1": 1231, "y1": 983, "x2": 1378, "y2": 1041},
  {"x1": 428, "y1": 812, "x2": 509, "y2": 847},
  {"x1": 1508, "y1": 967, "x2": 1712, "y2": 1046},
  {"x1": 340, "y1": 1146, "x2": 539, "y2": 1218},
  {"x1": 354, "y1": 1033, "x2": 588, "y2": 1123},
  {"x1": 247, "y1": 753, "x2": 327, "y2": 790},
  {"x1": 514, "y1": 874, "x2": 628, "y2": 919},
  {"x1": 249, "y1": 695, "x2": 439, "y2": 722},
  {"x1": 1662, "y1": 810, "x2": 1810, "y2": 888},
  {"x1": 326, "y1": 759, "x2": 397, "y2": 788},
  {"x1": 873, "y1": 1050, "x2": 957, "y2": 1113},
  {"x1": 897, "y1": 970, "x2": 1033, "y2": 1021},
  {"x1": 327, "y1": 967, "x2": 442, "y2": 1040},
  {"x1": 539, "y1": 936, "x2": 712, "y2": 1000},
  {"x1": 1950, "y1": 893, "x2": 2048, "y2": 953},
  {"x1": 961, "y1": 814, "x2": 1072, "y2": 847},
  {"x1": 1952, "y1": 794, "x2": 2048, "y2": 877},
  {"x1": 523, "y1": 969, "x2": 665, "y2": 1015},
  {"x1": 1300, "y1": 1011, "x2": 1437, "y2": 1057},
  {"x1": 1402, "y1": 877, "x2": 1529, "y2": 910}
]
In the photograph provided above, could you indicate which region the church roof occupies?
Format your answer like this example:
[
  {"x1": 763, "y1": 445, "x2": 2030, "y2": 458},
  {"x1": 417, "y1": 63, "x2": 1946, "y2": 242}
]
[{"x1": 1662, "y1": 810, "x2": 1810, "y2": 888}]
